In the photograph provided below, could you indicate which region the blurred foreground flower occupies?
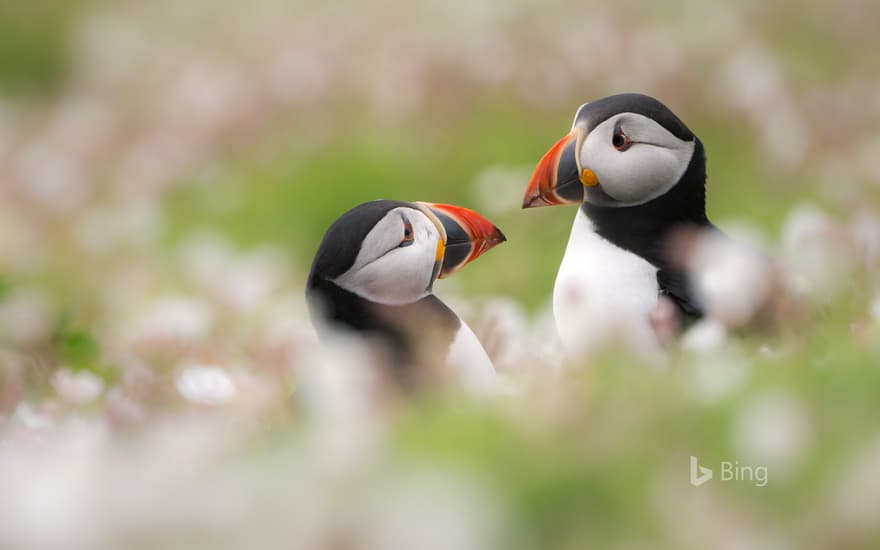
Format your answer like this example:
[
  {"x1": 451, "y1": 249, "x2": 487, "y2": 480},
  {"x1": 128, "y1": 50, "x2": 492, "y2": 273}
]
[
  {"x1": 781, "y1": 204, "x2": 856, "y2": 301},
  {"x1": 122, "y1": 296, "x2": 214, "y2": 352},
  {"x1": 733, "y1": 391, "x2": 812, "y2": 475},
  {"x1": 175, "y1": 363, "x2": 238, "y2": 406},
  {"x1": 673, "y1": 225, "x2": 780, "y2": 329},
  {"x1": 52, "y1": 369, "x2": 104, "y2": 405}
]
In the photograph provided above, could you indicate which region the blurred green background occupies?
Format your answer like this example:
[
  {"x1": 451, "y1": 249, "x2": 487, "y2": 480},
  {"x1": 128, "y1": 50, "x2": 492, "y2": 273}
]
[
  {"x1": 1, "y1": 1, "x2": 880, "y2": 549},
  {"x1": 3, "y1": 0, "x2": 876, "y2": 310}
]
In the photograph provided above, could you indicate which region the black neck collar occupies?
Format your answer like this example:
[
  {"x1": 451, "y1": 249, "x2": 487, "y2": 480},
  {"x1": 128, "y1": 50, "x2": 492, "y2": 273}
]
[
  {"x1": 581, "y1": 138, "x2": 711, "y2": 318},
  {"x1": 582, "y1": 138, "x2": 709, "y2": 266}
]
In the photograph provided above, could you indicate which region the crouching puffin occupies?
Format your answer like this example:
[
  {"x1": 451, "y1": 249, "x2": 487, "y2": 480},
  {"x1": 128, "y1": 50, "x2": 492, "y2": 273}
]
[
  {"x1": 522, "y1": 93, "x2": 717, "y2": 358},
  {"x1": 307, "y1": 200, "x2": 506, "y2": 391}
]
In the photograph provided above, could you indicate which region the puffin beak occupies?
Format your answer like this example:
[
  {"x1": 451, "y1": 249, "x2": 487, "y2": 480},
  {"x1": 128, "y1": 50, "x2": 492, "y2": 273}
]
[
  {"x1": 417, "y1": 202, "x2": 506, "y2": 279},
  {"x1": 522, "y1": 127, "x2": 597, "y2": 208}
]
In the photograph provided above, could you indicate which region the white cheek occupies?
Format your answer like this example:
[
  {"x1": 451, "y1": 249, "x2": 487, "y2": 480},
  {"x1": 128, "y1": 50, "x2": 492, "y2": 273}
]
[
  {"x1": 335, "y1": 239, "x2": 437, "y2": 305},
  {"x1": 332, "y1": 208, "x2": 444, "y2": 305},
  {"x1": 582, "y1": 133, "x2": 694, "y2": 205}
]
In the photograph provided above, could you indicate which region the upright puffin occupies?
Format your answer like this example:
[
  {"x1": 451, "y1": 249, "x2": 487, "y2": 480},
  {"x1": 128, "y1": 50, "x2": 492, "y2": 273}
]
[
  {"x1": 522, "y1": 93, "x2": 717, "y2": 357},
  {"x1": 307, "y1": 200, "x2": 506, "y2": 391}
]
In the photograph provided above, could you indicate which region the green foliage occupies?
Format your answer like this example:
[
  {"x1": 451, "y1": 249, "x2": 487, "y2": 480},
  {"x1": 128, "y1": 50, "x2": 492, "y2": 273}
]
[
  {"x1": 54, "y1": 311, "x2": 112, "y2": 381},
  {"x1": 0, "y1": 1, "x2": 87, "y2": 95}
]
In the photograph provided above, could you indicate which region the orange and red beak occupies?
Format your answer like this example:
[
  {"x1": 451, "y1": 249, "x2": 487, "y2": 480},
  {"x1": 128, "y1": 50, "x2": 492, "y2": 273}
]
[
  {"x1": 417, "y1": 202, "x2": 506, "y2": 279},
  {"x1": 522, "y1": 127, "x2": 598, "y2": 208}
]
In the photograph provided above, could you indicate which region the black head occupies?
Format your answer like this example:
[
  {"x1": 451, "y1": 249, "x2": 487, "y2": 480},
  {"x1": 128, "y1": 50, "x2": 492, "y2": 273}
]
[
  {"x1": 523, "y1": 93, "x2": 703, "y2": 210},
  {"x1": 305, "y1": 199, "x2": 505, "y2": 383},
  {"x1": 307, "y1": 200, "x2": 505, "y2": 308},
  {"x1": 308, "y1": 199, "x2": 411, "y2": 284},
  {"x1": 571, "y1": 93, "x2": 694, "y2": 141}
]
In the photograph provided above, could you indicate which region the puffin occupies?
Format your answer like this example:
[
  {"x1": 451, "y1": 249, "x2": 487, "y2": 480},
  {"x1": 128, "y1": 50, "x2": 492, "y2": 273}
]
[
  {"x1": 522, "y1": 93, "x2": 717, "y2": 357},
  {"x1": 307, "y1": 199, "x2": 506, "y2": 391}
]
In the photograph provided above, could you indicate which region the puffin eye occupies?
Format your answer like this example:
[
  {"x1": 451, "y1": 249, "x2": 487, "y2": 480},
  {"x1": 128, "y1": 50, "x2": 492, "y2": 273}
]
[
  {"x1": 612, "y1": 124, "x2": 632, "y2": 151},
  {"x1": 399, "y1": 218, "x2": 415, "y2": 248}
]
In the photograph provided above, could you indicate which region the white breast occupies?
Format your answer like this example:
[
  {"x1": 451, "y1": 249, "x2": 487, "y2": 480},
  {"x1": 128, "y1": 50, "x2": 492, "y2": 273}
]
[
  {"x1": 553, "y1": 208, "x2": 661, "y2": 360},
  {"x1": 444, "y1": 320, "x2": 498, "y2": 394}
]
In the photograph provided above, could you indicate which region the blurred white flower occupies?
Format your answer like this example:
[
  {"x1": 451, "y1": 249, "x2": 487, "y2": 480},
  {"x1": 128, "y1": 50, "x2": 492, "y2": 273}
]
[
  {"x1": 298, "y1": 332, "x2": 385, "y2": 474},
  {"x1": 179, "y1": 234, "x2": 287, "y2": 312},
  {"x1": 179, "y1": 232, "x2": 234, "y2": 280},
  {"x1": 683, "y1": 321, "x2": 749, "y2": 404},
  {"x1": 176, "y1": 364, "x2": 238, "y2": 406},
  {"x1": 124, "y1": 296, "x2": 214, "y2": 350},
  {"x1": 359, "y1": 473, "x2": 498, "y2": 550},
  {"x1": 216, "y1": 249, "x2": 287, "y2": 311},
  {"x1": 685, "y1": 227, "x2": 776, "y2": 328},
  {"x1": 9, "y1": 402, "x2": 56, "y2": 433},
  {"x1": 781, "y1": 204, "x2": 855, "y2": 300},
  {"x1": 732, "y1": 391, "x2": 812, "y2": 473},
  {"x1": 258, "y1": 292, "x2": 322, "y2": 373},
  {"x1": 0, "y1": 419, "x2": 109, "y2": 550},
  {"x1": 681, "y1": 319, "x2": 727, "y2": 354},
  {"x1": 52, "y1": 369, "x2": 105, "y2": 405}
]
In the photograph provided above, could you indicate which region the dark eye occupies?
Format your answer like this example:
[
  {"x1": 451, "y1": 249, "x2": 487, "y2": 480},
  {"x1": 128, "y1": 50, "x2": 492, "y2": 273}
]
[
  {"x1": 399, "y1": 220, "x2": 415, "y2": 247},
  {"x1": 612, "y1": 124, "x2": 632, "y2": 151}
]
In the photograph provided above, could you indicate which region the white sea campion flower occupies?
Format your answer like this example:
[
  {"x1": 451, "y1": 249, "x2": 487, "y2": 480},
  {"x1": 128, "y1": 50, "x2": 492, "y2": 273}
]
[
  {"x1": 124, "y1": 296, "x2": 214, "y2": 350},
  {"x1": 781, "y1": 204, "x2": 855, "y2": 299},
  {"x1": 179, "y1": 234, "x2": 287, "y2": 311},
  {"x1": 680, "y1": 319, "x2": 727, "y2": 353},
  {"x1": 685, "y1": 227, "x2": 776, "y2": 328},
  {"x1": 175, "y1": 364, "x2": 238, "y2": 406},
  {"x1": 733, "y1": 391, "x2": 812, "y2": 473},
  {"x1": 52, "y1": 369, "x2": 105, "y2": 405},
  {"x1": 358, "y1": 473, "x2": 499, "y2": 550}
]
